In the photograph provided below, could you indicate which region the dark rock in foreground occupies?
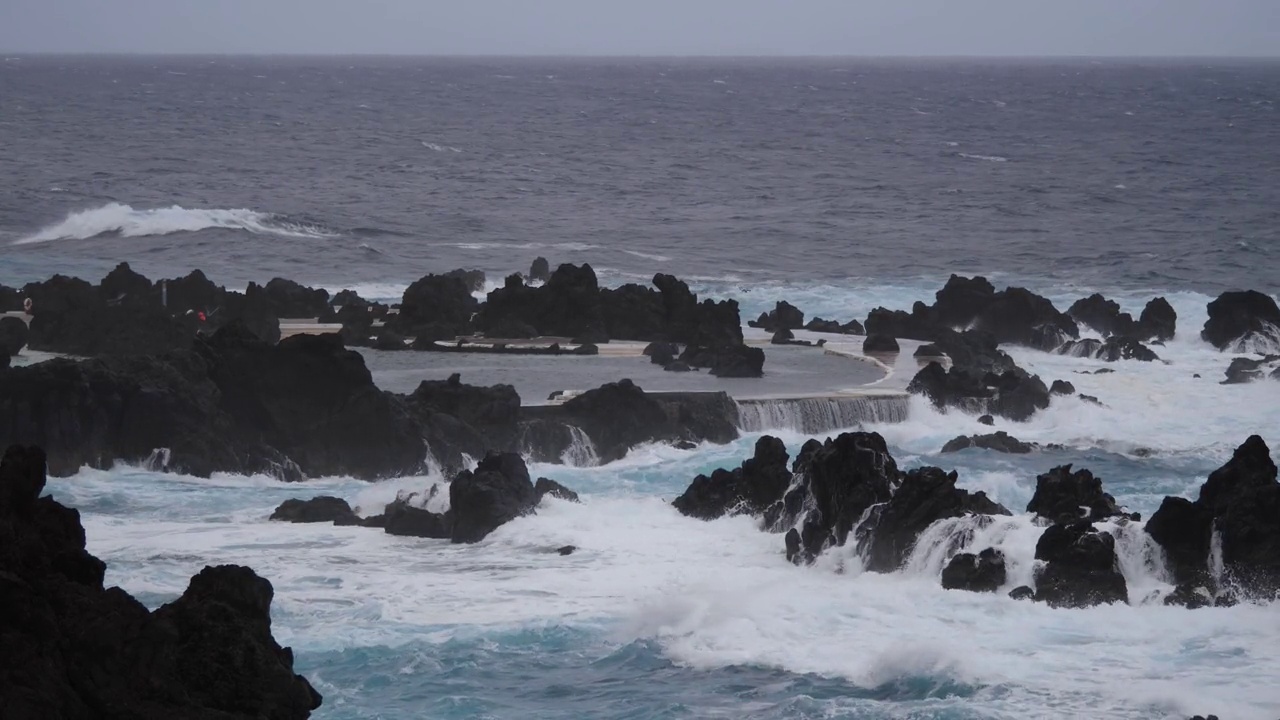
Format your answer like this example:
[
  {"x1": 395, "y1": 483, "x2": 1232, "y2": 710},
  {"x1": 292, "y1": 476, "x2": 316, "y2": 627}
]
[
  {"x1": 941, "y1": 431, "x2": 1034, "y2": 454},
  {"x1": 942, "y1": 548, "x2": 1007, "y2": 593},
  {"x1": 0, "y1": 444, "x2": 321, "y2": 719},
  {"x1": 0, "y1": 316, "x2": 28, "y2": 356},
  {"x1": 1032, "y1": 521, "x2": 1128, "y2": 608},
  {"x1": 1201, "y1": 290, "x2": 1280, "y2": 351},
  {"x1": 1146, "y1": 435, "x2": 1280, "y2": 599},
  {"x1": 0, "y1": 323, "x2": 426, "y2": 480}
]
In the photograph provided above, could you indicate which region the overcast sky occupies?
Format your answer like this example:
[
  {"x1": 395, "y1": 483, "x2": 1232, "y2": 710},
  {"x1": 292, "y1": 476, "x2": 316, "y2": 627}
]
[{"x1": 3, "y1": 0, "x2": 1278, "y2": 56}]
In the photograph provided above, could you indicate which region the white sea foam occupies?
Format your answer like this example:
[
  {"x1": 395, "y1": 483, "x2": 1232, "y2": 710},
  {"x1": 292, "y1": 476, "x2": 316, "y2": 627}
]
[
  {"x1": 621, "y1": 249, "x2": 671, "y2": 262},
  {"x1": 958, "y1": 153, "x2": 1009, "y2": 162},
  {"x1": 59, "y1": 465, "x2": 1280, "y2": 719},
  {"x1": 15, "y1": 203, "x2": 334, "y2": 245},
  {"x1": 421, "y1": 141, "x2": 462, "y2": 153}
]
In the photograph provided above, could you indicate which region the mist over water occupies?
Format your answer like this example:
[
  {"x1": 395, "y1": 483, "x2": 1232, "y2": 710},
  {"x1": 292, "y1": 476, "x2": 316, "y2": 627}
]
[{"x1": 7, "y1": 57, "x2": 1280, "y2": 718}]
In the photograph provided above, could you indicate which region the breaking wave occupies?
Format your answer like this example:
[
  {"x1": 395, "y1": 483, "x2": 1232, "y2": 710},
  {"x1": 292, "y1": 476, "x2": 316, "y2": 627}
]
[{"x1": 14, "y1": 203, "x2": 336, "y2": 245}]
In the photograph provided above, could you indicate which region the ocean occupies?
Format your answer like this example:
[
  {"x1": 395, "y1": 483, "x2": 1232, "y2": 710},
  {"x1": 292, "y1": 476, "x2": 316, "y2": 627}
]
[{"x1": 3, "y1": 56, "x2": 1280, "y2": 719}]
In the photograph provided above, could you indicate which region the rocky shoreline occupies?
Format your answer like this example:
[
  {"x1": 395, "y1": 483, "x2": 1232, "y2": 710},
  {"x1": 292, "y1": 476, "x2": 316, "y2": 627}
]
[
  {"x1": 4, "y1": 265, "x2": 1278, "y2": 479},
  {"x1": 674, "y1": 431, "x2": 1280, "y2": 609}
]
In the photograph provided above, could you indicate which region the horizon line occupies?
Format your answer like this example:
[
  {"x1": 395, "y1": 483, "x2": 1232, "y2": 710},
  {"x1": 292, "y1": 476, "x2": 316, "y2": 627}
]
[{"x1": 3, "y1": 51, "x2": 1280, "y2": 60}]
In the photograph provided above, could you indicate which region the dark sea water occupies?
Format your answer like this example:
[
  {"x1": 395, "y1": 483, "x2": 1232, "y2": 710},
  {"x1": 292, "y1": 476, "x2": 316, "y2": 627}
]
[
  {"x1": 7, "y1": 57, "x2": 1280, "y2": 720},
  {"x1": 2, "y1": 56, "x2": 1278, "y2": 293}
]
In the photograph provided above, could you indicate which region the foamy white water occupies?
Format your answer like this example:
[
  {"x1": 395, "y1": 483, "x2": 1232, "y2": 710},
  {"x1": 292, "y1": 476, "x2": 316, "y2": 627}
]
[
  {"x1": 52, "y1": 449, "x2": 1280, "y2": 720},
  {"x1": 14, "y1": 202, "x2": 334, "y2": 245}
]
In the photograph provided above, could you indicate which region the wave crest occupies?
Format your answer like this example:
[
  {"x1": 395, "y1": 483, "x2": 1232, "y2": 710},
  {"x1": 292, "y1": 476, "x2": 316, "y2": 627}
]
[{"x1": 14, "y1": 203, "x2": 335, "y2": 245}]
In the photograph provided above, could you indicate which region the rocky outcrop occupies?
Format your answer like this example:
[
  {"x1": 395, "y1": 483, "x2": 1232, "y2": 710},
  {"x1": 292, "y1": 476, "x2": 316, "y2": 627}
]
[
  {"x1": 862, "y1": 334, "x2": 899, "y2": 353},
  {"x1": 0, "y1": 444, "x2": 321, "y2": 719},
  {"x1": 269, "y1": 496, "x2": 361, "y2": 525},
  {"x1": 529, "y1": 257, "x2": 550, "y2": 282},
  {"x1": 449, "y1": 452, "x2": 539, "y2": 543},
  {"x1": 1032, "y1": 521, "x2": 1128, "y2": 607},
  {"x1": 1138, "y1": 297, "x2": 1177, "y2": 342},
  {"x1": 866, "y1": 275, "x2": 1079, "y2": 351},
  {"x1": 24, "y1": 271, "x2": 196, "y2": 356},
  {"x1": 1146, "y1": 435, "x2": 1280, "y2": 599},
  {"x1": 1067, "y1": 292, "x2": 1177, "y2": 343},
  {"x1": 1068, "y1": 294, "x2": 1137, "y2": 338},
  {"x1": 676, "y1": 432, "x2": 1012, "y2": 572},
  {"x1": 386, "y1": 272, "x2": 479, "y2": 339},
  {"x1": 380, "y1": 452, "x2": 544, "y2": 543},
  {"x1": 0, "y1": 323, "x2": 426, "y2": 480},
  {"x1": 1201, "y1": 290, "x2": 1280, "y2": 351},
  {"x1": 804, "y1": 317, "x2": 864, "y2": 335},
  {"x1": 748, "y1": 301, "x2": 805, "y2": 332},
  {"x1": 907, "y1": 362, "x2": 1050, "y2": 422},
  {"x1": 941, "y1": 548, "x2": 1007, "y2": 592},
  {"x1": 557, "y1": 380, "x2": 685, "y2": 462},
  {"x1": 680, "y1": 343, "x2": 765, "y2": 378},
  {"x1": 476, "y1": 266, "x2": 744, "y2": 348},
  {"x1": 1026, "y1": 465, "x2": 1131, "y2": 524},
  {"x1": 672, "y1": 436, "x2": 792, "y2": 520},
  {"x1": 406, "y1": 373, "x2": 521, "y2": 471},
  {"x1": 1049, "y1": 379, "x2": 1075, "y2": 395},
  {"x1": 860, "y1": 466, "x2": 1009, "y2": 572},
  {"x1": 197, "y1": 327, "x2": 426, "y2": 480},
  {"x1": 940, "y1": 431, "x2": 1034, "y2": 454}
]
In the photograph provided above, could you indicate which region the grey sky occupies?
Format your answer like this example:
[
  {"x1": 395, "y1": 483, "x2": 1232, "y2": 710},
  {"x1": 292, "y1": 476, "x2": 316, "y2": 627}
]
[{"x1": 3, "y1": 0, "x2": 1278, "y2": 56}]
